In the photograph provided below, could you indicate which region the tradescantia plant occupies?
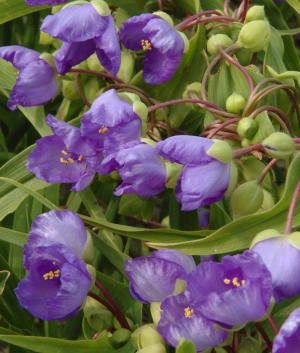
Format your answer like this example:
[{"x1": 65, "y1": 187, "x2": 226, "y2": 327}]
[{"x1": 1, "y1": 0, "x2": 300, "y2": 352}]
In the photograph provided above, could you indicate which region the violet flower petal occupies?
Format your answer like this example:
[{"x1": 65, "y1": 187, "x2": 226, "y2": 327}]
[
  {"x1": 152, "y1": 249, "x2": 196, "y2": 274},
  {"x1": 273, "y1": 308, "x2": 300, "y2": 353},
  {"x1": 0, "y1": 45, "x2": 40, "y2": 70},
  {"x1": 157, "y1": 292, "x2": 229, "y2": 351},
  {"x1": 15, "y1": 243, "x2": 91, "y2": 321},
  {"x1": 41, "y1": 4, "x2": 108, "y2": 43},
  {"x1": 252, "y1": 236, "x2": 300, "y2": 303},
  {"x1": 26, "y1": 0, "x2": 67, "y2": 5},
  {"x1": 23, "y1": 210, "x2": 88, "y2": 268}
]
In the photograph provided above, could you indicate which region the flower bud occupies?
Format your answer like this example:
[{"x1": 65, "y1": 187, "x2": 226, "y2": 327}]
[
  {"x1": 237, "y1": 336, "x2": 262, "y2": 353},
  {"x1": 237, "y1": 20, "x2": 270, "y2": 52},
  {"x1": 237, "y1": 117, "x2": 259, "y2": 140},
  {"x1": 246, "y1": 6, "x2": 265, "y2": 22},
  {"x1": 117, "y1": 49, "x2": 135, "y2": 83},
  {"x1": 83, "y1": 297, "x2": 113, "y2": 332},
  {"x1": 207, "y1": 34, "x2": 234, "y2": 55},
  {"x1": 262, "y1": 132, "x2": 295, "y2": 159},
  {"x1": 241, "y1": 158, "x2": 271, "y2": 189},
  {"x1": 108, "y1": 328, "x2": 132, "y2": 349},
  {"x1": 231, "y1": 181, "x2": 264, "y2": 219},
  {"x1": 131, "y1": 324, "x2": 166, "y2": 350},
  {"x1": 137, "y1": 343, "x2": 167, "y2": 353},
  {"x1": 254, "y1": 189, "x2": 274, "y2": 213},
  {"x1": 225, "y1": 93, "x2": 246, "y2": 113},
  {"x1": 182, "y1": 82, "x2": 203, "y2": 111},
  {"x1": 150, "y1": 302, "x2": 161, "y2": 325},
  {"x1": 207, "y1": 140, "x2": 233, "y2": 163},
  {"x1": 87, "y1": 52, "x2": 105, "y2": 72},
  {"x1": 241, "y1": 138, "x2": 251, "y2": 148},
  {"x1": 62, "y1": 80, "x2": 79, "y2": 100}
]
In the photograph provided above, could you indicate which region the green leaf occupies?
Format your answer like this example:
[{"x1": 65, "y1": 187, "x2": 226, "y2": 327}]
[
  {"x1": 0, "y1": 228, "x2": 28, "y2": 247},
  {"x1": 173, "y1": 0, "x2": 201, "y2": 13},
  {"x1": 286, "y1": 0, "x2": 300, "y2": 14},
  {"x1": 119, "y1": 194, "x2": 154, "y2": 222},
  {"x1": 278, "y1": 27, "x2": 300, "y2": 36},
  {"x1": 0, "y1": 59, "x2": 16, "y2": 89},
  {"x1": 0, "y1": 271, "x2": 10, "y2": 296}
]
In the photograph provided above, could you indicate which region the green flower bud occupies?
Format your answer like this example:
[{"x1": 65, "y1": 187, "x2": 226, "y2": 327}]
[
  {"x1": 86, "y1": 265, "x2": 96, "y2": 290},
  {"x1": 246, "y1": 6, "x2": 265, "y2": 22},
  {"x1": 117, "y1": 49, "x2": 135, "y2": 83},
  {"x1": 165, "y1": 161, "x2": 183, "y2": 188},
  {"x1": 225, "y1": 162, "x2": 238, "y2": 195},
  {"x1": 137, "y1": 343, "x2": 167, "y2": 353},
  {"x1": 108, "y1": 328, "x2": 132, "y2": 349},
  {"x1": 234, "y1": 49, "x2": 253, "y2": 66},
  {"x1": 207, "y1": 34, "x2": 234, "y2": 55},
  {"x1": 182, "y1": 82, "x2": 203, "y2": 111},
  {"x1": 87, "y1": 52, "x2": 105, "y2": 72},
  {"x1": 262, "y1": 132, "x2": 295, "y2": 160},
  {"x1": 241, "y1": 158, "x2": 271, "y2": 189},
  {"x1": 231, "y1": 181, "x2": 264, "y2": 219},
  {"x1": 62, "y1": 80, "x2": 79, "y2": 100},
  {"x1": 237, "y1": 20, "x2": 270, "y2": 52},
  {"x1": 237, "y1": 336, "x2": 262, "y2": 353},
  {"x1": 150, "y1": 302, "x2": 161, "y2": 325},
  {"x1": 237, "y1": 117, "x2": 259, "y2": 140},
  {"x1": 39, "y1": 31, "x2": 58, "y2": 46},
  {"x1": 254, "y1": 189, "x2": 274, "y2": 213},
  {"x1": 131, "y1": 324, "x2": 165, "y2": 350},
  {"x1": 250, "y1": 229, "x2": 281, "y2": 249},
  {"x1": 225, "y1": 93, "x2": 246, "y2": 113},
  {"x1": 177, "y1": 31, "x2": 190, "y2": 53},
  {"x1": 83, "y1": 297, "x2": 113, "y2": 332},
  {"x1": 153, "y1": 11, "x2": 174, "y2": 27},
  {"x1": 207, "y1": 140, "x2": 233, "y2": 163},
  {"x1": 91, "y1": 0, "x2": 111, "y2": 16},
  {"x1": 81, "y1": 230, "x2": 94, "y2": 262},
  {"x1": 173, "y1": 278, "x2": 187, "y2": 295}
]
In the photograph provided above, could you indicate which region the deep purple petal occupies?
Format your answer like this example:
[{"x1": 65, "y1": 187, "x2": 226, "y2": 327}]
[
  {"x1": 8, "y1": 60, "x2": 57, "y2": 111},
  {"x1": 23, "y1": 210, "x2": 88, "y2": 268},
  {"x1": 0, "y1": 46, "x2": 40, "y2": 70},
  {"x1": 41, "y1": 4, "x2": 108, "y2": 42},
  {"x1": 125, "y1": 257, "x2": 187, "y2": 304},
  {"x1": 94, "y1": 15, "x2": 121, "y2": 76},
  {"x1": 157, "y1": 293, "x2": 229, "y2": 351},
  {"x1": 118, "y1": 14, "x2": 157, "y2": 50},
  {"x1": 26, "y1": 135, "x2": 89, "y2": 184},
  {"x1": 26, "y1": 0, "x2": 67, "y2": 5},
  {"x1": 152, "y1": 249, "x2": 196, "y2": 274},
  {"x1": 176, "y1": 161, "x2": 230, "y2": 210},
  {"x1": 54, "y1": 41, "x2": 96, "y2": 75},
  {"x1": 252, "y1": 236, "x2": 300, "y2": 303},
  {"x1": 46, "y1": 115, "x2": 95, "y2": 156},
  {"x1": 273, "y1": 308, "x2": 300, "y2": 353},
  {"x1": 155, "y1": 136, "x2": 215, "y2": 165},
  {"x1": 15, "y1": 243, "x2": 91, "y2": 321},
  {"x1": 97, "y1": 153, "x2": 118, "y2": 174}
]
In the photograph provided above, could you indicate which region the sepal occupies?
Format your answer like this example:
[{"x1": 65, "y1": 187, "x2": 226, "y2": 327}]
[
  {"x1": 237, "y1": 20, "x2": 270, "y2": 52},
  {"x1": 207, "y1": 34, "x2": 234, "y2": 55},
  {"x1": 262, "y1": 132, "x2": 295, "y2": 160},
  {"x1": 207, "y1": 140, "x2": 233, "y2": 163},
  {"x1": 91, "y1": 0, "x2": 110, "y2": 16}
]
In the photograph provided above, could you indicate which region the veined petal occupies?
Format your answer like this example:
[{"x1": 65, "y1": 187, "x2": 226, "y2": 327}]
[
  {"x1": 118, "y1": 14, "x2": 157, "y2": 51},
  {"x1": 0, "y1": 45, "x2": 40, "y2": 70},
  {"x1": 23, "y1": 210, "x2": 88, "y2": 266},
  {"x1": 155, "y1": 136, "x2": 214, "y2": 165},
  {"x1": 41, "y1": 4, "x2": 108, "y2": 42},
  {"x1": 176, "y1": 161, "x2": 230, "y2": 210},
  {"x1": 54, "y1": 41, "x2": 95, "y2": 75},
  {"x1": 8, "y1": 60, "x2": 57, "y2": 110},
  {"x1": 152, "y1": 249, "x2": 196, "y2": 274},
  {"x1": 94, "y1": 15, "x2": 121, "y2": 76}
]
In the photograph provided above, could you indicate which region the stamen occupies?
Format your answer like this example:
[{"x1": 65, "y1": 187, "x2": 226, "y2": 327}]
[
  {"x1": 241, "y1": 280, "x2": 246, "y2": 285},
  {"x1": 224, "y1": 277, "x2": 246, "y2": 287},
  {"x1": 184, "y1": 307, "x2": 194, "y2": 318},
  {"x1": 141, "y1": 39, "x2": 152, "y2": 50},
  {"x1": 61, "y1": 150, "x2": 68, "y2": 155},
  {"x1": 99, "y1": 125, "x2": 108, "y2": 134},
  {"x1": 224, "y1": 278, "x2": 231, "y2": 285},
  {"x1": 67, "y1": 158, "x2": 74, "y2": 163},
  {"x1": 43, "y1": 269, "x2": 60, "y2": 280},
  {"x1": 78, "y1": 155, "x2": 84, "y2": 161},
  {"x1": 60, "y1": 158, "x2": 68, "y2": 165}
]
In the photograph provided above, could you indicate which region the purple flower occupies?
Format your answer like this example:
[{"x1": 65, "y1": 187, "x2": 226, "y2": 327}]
[
  {"x1": 14, "y1": 210, "x2": 93, "y2": 321},
  {"x1": 0, "y1": 46, "x2": 59, "y2": 111},
  {"x1": 155, "y1": 136, "x2": 231, "y2": 211},
  {"x1": 124, "y1": 249, "x2": 196, "y2": 304},
  {"x1": 81, "y1": 89, "x2": 142, "y2": 156},
  {"x1": 157, "y1": 292, "x2": 229, "y2": 351},
  {"x1": 273, "y1": 308, "x2": 300, "y2": 353},
  {"x1": 41, "y1": 3, "x2": 120, "y2": 75},
  {"x1": 185, "y1": 251, "x2": 273, "y2": 328},
  {"x1": 119, "y1": 14, "x2": 184, "y2": 84},
  {"x1": 251, "y1": 233, "x2": 300, "y2": 303},
  {"x1": 98, "y1": 141, "x2": 167, "y2": 197},
  {"x1": 26, "y1": 115, "x2": 102, "y2": 192},
  {"x1": 25, "y1": 0, "x2": 67, "y2": 5}
]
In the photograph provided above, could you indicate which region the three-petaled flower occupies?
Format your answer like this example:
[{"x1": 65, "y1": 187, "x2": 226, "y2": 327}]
[{"x1": 15, "y1": 210, "x2": 94, "y2": 321}]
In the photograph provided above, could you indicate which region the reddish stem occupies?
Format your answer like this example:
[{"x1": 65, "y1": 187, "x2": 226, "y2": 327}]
[
  {"x1": 174, "y1": 10, "x2": 223, "y2": 30},
  {"x1": 268, "y1": 315, "x2": 279, "y2": 335},
  {"x1": 284, "y1": 181, "x2": 300, "y2": 234},
  {"x1": 70, "y1": 68, "x2": 124, "y2": 84},
  {"x1": 233, "y1": 143, "x2": 263, "y2": 158},
  {"x1": 254, "y1": 322, "x2": 273, "y2": 351},
  {"x1": 88, "y1": 291, "x2": 117, "y2": 316},
  {"x1": 73, "y1": 73, "x2": 91, "y2": 108},
  {"x1": 256, "y1": 159, "x2": 277, "y2": 185},
  {"x1": 241, "y1": 0, "x2": 249, "y2": 23},
  {"x1": 207, "y1": 118, "x2": 240, "y2": 139}
]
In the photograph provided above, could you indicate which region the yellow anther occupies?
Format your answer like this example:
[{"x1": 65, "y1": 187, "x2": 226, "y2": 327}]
[
  {"x1": 61, "y1": 150, "x2": 68, "y2": 155},
  {"x1": 43, "y1": 269, "x2": 60, "y2": 280},
  {"x1": 184, "y1": 307, "x2": 194, "y2": 318},
  {"x1": 241, "y1": 280, "x2": 246, "y2": 285},
  {"x1": 99, "y1": 126, "x2": 108, "y2": 134},
  {"x1": 224, "y1": 278, "x2": 231, "y2": 285},
  {"x1": 54, "y1": 270, "x2": 60, "y2": 277},
  {"x1": 141, "y1": 39, "x2": 152, "y2": 50},
  {"x1": 60, "y1": 158, "x2": 68, "y2": 165},
  {"x1": 78, "y1": 155, "x2": 84, "y2": 161},
  {"x1": 232, "y1": 277, "x2": 241, "y2": 287},
  {"x1": 67, "y1": 158, "x2": 74, "y2": 163}
]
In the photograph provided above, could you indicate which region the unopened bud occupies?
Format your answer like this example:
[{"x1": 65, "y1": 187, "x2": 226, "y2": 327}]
[
  {"x1": 62, "y1": 80, "x2": 79, "y2": 100},
  {"x1": 131, "y1": 324, "x2": 165, "y2": 350},
  {"x1": 237, "y1": 117, "x2": 259, "y2": 140},
  {"x1": 117, "y1": 49, "x2": 135, "y2": 83},
  {"x1": 231, "y1": 181, "x2": 264, "y2": 219},
  {"x1": 137, "y1": 343, "x2": 167, "y2": 353},
  {"x1": 237, "y1": 336, "x2": 262, "y2": 353},
  {"x1": 255, "y1": 189, "x2": 274, "y2": 213},
  {"x1": 182, "y1": 83, "x2": 203, "y2": 111},
  {"x1": 225, "y1": 93, "x2": 246, "y2": 113},
  {"x1": 207, "y1": 140, "x2": 233, "y2": 163},
  {"x1": 246, "y1": 6, "x2": 265, "y2": 22},
  {"x1": 83, "y1": 297, "x2": 113, "y2": 332},
  {"x1": 108, "y1": 328, "x2": 131, "y2": 349},
  {"x1": 238, "y1": 20, "x2": 270, "y2": 52},
  {"x1": 207, "y1": 34, "x2": 234, "y2": 55},
  {"x1": 262, "y1": 132, "x2": 295, "y2": 159},
  {"x1": 241, "y1": 158, "x2": 271, "y2": 189},
  {"x1": 87, "y1": 53, "x2": 105, "y2": 72}
]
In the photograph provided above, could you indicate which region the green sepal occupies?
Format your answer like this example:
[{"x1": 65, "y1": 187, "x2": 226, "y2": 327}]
[
  {"x1": 165, "y1": 161, "x2": 183, "y2": 189},
  {"x1": 81, "y1": 230, "x2": 94, "y2": 262},
  {"x1": 249, "y1": 229, "x2": 282, "y2": 249},
  {"x1": 175, "y1": 338, "x2": 197, "y2": 353},
  {"x1": 150, "y1": 302, "x2": 161, "y2": 325},
  {"x1": 237, "y1": 20, "x2": 270, "y2": 52},
  {"x1": 225, "y1": 162, "x2": 238, "y2": 195},
  {"x1": 262, "y1": 132, "x2": 295, "y2": 160},
  {"x1": 267, "y1": 65, "x2": 300, "y2": 86},
  {"x1": 237, "y1": 337, "x2": 262, "y2": 353},
  {"x1": 286, "y1": 232, "x2": 300, "y2": 250},
  {"x1": 207, "y1": 140, "x2": 233, "y2": 163},
  {"x1": 131, "y1": 324, "x2": 165, "y2": 350},
  {"x1": 153, "y1": 11, "x2": 174, "y2": 27},
  {"x1": 108, "y1": 328, "x2": 132, "y2": 349},
  {"x1": 91, "y1": 0, "x2": 111, "y2": 16}
]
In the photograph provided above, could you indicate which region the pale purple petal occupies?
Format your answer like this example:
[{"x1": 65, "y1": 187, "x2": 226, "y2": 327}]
[
  {"x1": 94, "y1": 15, "x2": 121, "y2": 76},
  {"x1": 0, "y1": 45, "x2": 40, "y2": 70},
  {"x1": 41, "y1": 4, "x2": 108, "y2": 42},
  {"x1": 273, "y1": 308, "x2": 300, "y2": 353},
  {"x1": 152, "y1": 249, "x2": 196, "y2": 274},
  {"x1": 26, "y1": 0, "x2": 67, "y2": 5}
]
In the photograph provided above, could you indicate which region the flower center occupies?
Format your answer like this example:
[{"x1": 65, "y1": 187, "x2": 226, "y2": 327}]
[
  {"x1": 43, "y1": 262, "x2": 61, "y2": 280},
  {"x1": 224, "y1": 277, "x2": 246, "y2": 287},
  {"x1": 99, "y1": 125, "x2": 108, "y2": 134},
  {"x1": 141, "y1": 39, "x2": 152, "y2": 51},
  {"x1": 59, "y1": 149, "x2": 84, "y2": 165},
  {"x1": 184, "y1": 307, "x2": 194, "y2": 318}
]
